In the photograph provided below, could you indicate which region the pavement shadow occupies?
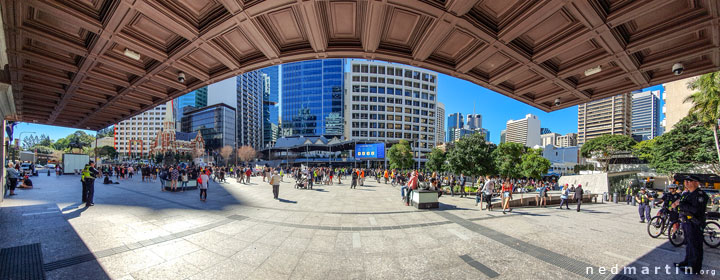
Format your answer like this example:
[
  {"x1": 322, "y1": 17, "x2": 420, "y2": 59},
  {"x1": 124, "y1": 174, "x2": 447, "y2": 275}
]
[
  {"x1": 604, "y1": 241, "x2": 720, "y2": 279},
  {"x1": 60, "y1": 202, "x2": 84, "y2": 212},
  {"x1": 62, "y1": 206, "x2": 89, "y2": 220},
  {"x1": 0, "y1": 203, "x2": 110, "y2": 279},
  {"x1": 278, "y1": 198, "x2": 297, "y2": 204}
]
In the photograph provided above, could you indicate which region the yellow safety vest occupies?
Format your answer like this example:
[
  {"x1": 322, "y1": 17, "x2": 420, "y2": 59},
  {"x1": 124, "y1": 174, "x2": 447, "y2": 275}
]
[{"x1": 81, "y1": 166, "x2": 95, "y2": 180}]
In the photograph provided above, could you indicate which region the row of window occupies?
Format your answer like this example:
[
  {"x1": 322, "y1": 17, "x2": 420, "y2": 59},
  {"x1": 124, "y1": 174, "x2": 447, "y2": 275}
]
[
  {"x1": 350, "y1": 122, "x2": 436, "y2": 132},
  {"x1": 351, "y1": 76, "x2": 436, "y2": 91},
  {"x1": 349, "y1": 96, "x2": 437, "y2": 110},
  {"x1": 351, "y1": 85, "x2": 436, "y2": 100},
  {"x1": 351, "y1": 64, "x2": 436, "y2": 83}
]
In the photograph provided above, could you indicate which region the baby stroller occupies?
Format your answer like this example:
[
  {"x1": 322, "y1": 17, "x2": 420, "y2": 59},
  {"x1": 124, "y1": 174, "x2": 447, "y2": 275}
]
[{"x1": 295, "y1": 175, "x2": 308, "y2": 189}]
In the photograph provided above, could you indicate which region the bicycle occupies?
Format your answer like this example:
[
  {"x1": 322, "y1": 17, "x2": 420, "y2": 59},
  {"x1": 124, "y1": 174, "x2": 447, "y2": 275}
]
[
  {"x1": 668, "y1": 212, "x2": 720, "y2": 248},
  {"x1": 647, "y1": 208, "x2": 674, "y2": 238}
]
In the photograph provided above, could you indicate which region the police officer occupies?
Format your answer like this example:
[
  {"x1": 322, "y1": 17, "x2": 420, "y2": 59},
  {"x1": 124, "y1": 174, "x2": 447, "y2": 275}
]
[
  {"x1": 673, "y1": 175, "x2": 709, "y2": 274},
  {"x1": 635, "y1": 187, "x2": 653, "y2": 223},
  {"x1": 82, "y1": 161, "x2": 100, "y2": 207},
  {"x1": 654, "y1": 184, "x2": 680, "y2": 222},
  {"x1": 625, "y1": 183, "x2": 633, "y2": 205}
]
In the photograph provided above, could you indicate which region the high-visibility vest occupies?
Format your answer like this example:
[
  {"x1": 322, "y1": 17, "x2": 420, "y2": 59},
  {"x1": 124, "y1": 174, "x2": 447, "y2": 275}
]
[{"x1": 81, "y1": 165, "x2": 95, "y2": 180}]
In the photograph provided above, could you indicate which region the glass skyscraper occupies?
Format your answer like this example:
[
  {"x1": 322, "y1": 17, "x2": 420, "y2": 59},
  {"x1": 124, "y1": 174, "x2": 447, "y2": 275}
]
[
  {"x1": 174, "y1": 86, "x2": 208, "y2": 126},
  {"x1": 181, "y1": 104, "x2": 236, "y2": 152},
  {"x1": 259, "y1": 65, "x2": 279, "y2": 125},
  {"x1": 631, "y1": 90, "x2": 661, "y2": 141},
  {"x1": 446, "y1": 112, "x2": 463, "y2": 142},
  {"x1": 281, "y1": 59, "x2": 344, "y2": 137}
]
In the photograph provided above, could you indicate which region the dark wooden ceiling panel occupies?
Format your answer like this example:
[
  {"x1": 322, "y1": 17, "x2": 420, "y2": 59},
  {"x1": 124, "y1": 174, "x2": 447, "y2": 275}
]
[{"x1": 1, "y1": 0, "x2": 718, "y2": 129}]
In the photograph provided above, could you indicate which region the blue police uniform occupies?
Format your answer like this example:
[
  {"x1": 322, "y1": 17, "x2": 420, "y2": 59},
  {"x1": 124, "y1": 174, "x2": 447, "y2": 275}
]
[
  {"x1": 636, "y1": 191, "x2": 652, "y2": 222},
  {"x1": 677, "y1": 187, "x2": 709, "y2": 273},
  {"x1": 658, "y1": 191, "x2": 681, "y2": 222}
]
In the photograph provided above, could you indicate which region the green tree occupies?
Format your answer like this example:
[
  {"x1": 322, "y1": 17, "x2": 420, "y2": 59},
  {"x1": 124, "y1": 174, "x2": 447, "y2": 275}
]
[
  {"x1": 387, "y1": 140, "x2": 414, "y2": 170},
  {"x1": 685, "y1": 71, "x2": 720, "y2": 166},
  {"x1": 38, "y1": 134, "x2": 53, "y2": 147},
  {"x1": 492, "y1": 142, "x2": 525, "y2": 178},
  {"x1": 425, "y1": 148, "x2": 446, "y2": 173},
  {"x1": 644, "y1": 115, "x2": 719, "y2": 177},
  {"x1": 632, "y1": 138, "x2": 657, "y2": 162},
  {"x1": 97, "y1": 146, "x2": 118, "y2": 159},
  {"x1": 446, "y1": 133, "x2": 495, "y2": 177},
  {"x1": 52, "y1": 138, "x2": 69, "y2": 151},
  {"x1": 520, "y1": 148, "x2": 551, "y2": 180},
  {"x1": 580, "y1": 134, "x2": 636, "y2": 171}
]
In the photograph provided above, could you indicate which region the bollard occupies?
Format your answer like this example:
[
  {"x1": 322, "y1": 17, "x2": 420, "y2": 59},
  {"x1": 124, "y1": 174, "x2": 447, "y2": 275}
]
[
  {"x1": 613, "y1": 192, "x2": 618, "y2": 203},
  {"x1": 632, "y1": 198, "x2": 636, "y2": 206}
]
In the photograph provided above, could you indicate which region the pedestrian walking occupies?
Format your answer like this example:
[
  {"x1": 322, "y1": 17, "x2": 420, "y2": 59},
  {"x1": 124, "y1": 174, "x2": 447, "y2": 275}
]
[
  {"x1": 270, "y1": 171, "x2": 281, "y2": 199},
  {"x1": 635, "y1": 187, "x2": 653, "y2": 223},
  {"x1": 501, "y1": 179, "x2": 513, "y2": 214},
  {"x1": 574, "y1": 184, "x2": 584, "y2": 212},
  {"x1": 559, "y1": 184, "x2": 570, "y2": 210},
  {"x1": 625, "y1": 183, "x2": 633, "y2": 205},
  {"x1": 479, "y1": 176, "x2": 495, "y2": 211},
  {"x1": 170, "y1": 166, "x2": 179, "y2": 192},
  {"x1": 199, "y1": 172, "x2": 209, "y2": 201}
]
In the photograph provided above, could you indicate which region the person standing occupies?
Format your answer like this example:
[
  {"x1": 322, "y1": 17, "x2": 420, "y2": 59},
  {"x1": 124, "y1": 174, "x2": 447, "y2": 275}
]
[
  {"x1": 625, "y1": 184, "x2": 633, "y2": 205},
  {"x1": 6, "y1": 163, "x2": 19, "y2": 196},
  {"x1": 270, "y1": 171, "x2": 281, "y2": 199},
  {"x1": 673, "y1": 175, "x2": 709, "y2": 274},
  {"x1": 350, "y1": 169, "x2": 358, "y2": 189},
  {"x1": 459, "y1": 174, "x2": 467, "y2": 198},
  {"x1": 574, "y1": 184, "x2": 584, "y2": 212},
  {"x1": 245, "y1": 168, "x2": 252, "y2": 184},
  {"x1": 169, "y1": 166, "x2": 179, "y2": 192},
  {"x1": 405, "y1": 171, "x2": 418, "y2": 206},
  {"x1": 81, "y1": 161, "x2": 100, "y2": 207},
  {"x1": 199, "y1": 171, "x2": 209, "y2": 201},
  {"x1": 635, "y1": 187, "x2": 653, "y2": 223}
]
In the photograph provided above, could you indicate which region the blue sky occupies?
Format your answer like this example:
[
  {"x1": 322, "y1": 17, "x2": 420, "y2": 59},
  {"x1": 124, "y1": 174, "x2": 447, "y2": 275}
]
[{"x1": 13, "y1": 61, "x2": 665, "y2": 144}]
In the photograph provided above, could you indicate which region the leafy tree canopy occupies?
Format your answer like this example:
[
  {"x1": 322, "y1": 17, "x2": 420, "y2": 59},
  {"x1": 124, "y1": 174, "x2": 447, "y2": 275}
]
[
  {"x1": 446, "y1": 133, "x2": 495, "y2": 177},
  {"x1": 521, "y1": 148, "x2": 551, "y2": 180},
  {"x1": 492, "y1": 142, "x2": 525, "y2": 178},
  {"x1": 388, "y1": 140, "x2": 415, "y2": 170},
  {"x1": 580, "y1": 134, "x2": 636, "y2": 171},
  {"x1": 425, "y1": 148, "x2": 446, "y2": 173}
]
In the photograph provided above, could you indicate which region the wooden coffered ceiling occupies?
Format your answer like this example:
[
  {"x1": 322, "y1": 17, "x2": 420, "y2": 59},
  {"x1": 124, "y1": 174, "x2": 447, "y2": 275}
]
[{"x1": 1, "y1": 0, "x2": 719, "y2": 130}]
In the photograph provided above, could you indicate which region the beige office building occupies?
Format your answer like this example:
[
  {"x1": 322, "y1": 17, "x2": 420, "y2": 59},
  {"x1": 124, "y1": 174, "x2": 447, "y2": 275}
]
[
  {"x1": 577, "y1": 93, "x2": 631, "y2": 145},
  {"x1": 114, "y1": 103, "x2": 168, "y2": 158},
  {"x1": 662, "y1": 76, "x2": 697, "y2": 131},
  {"x1": 505, "y1": 114, "x2": 541, "y2": 147},
  {"x1": 556, "y1": 133, "x2": 578, "y2": 147}
]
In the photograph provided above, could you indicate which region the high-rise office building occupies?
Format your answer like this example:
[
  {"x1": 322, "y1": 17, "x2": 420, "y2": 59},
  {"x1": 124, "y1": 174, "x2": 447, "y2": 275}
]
[
  {"x1": 344, "y1": 60, "x2": 439, "y2": 161},
  {"x1": 480, "y1": 128, "x2": 490, "y2": 142},
  {"x1": 282, "y1": 59, "x2": 344, "y2": 137},
  {"x1": 259, "y1": 65, "x2": 280, "y2": 125},
  {"x1": 173, "y1": 86, "x2": 208, "y2": 129},
  {"x1": 505, "y1": 114, "x2": 541, "y2": 147},
  {"x1": 540, "y1": 127, "x2": 551, "y2": 134},
  {"x1": 181, "y1": 104, "x2": 236, "y2": 151},
  {"x1": 447, "y1": 112, "x2": 463, "y2": 142},
  {"x1": 260, "y1": 74, "x2": 277, "y2": 147},
  {"x1": 577, "y1": 93, "x2": 632, "y2": 145},
  {"x1": 631, "y1": 90, "x2": 661, "y2": 141},
  {"x1": 556, "y1": 133, "x2": 577, "y2": 147},
  {"x1": 466, "y1": 114, "x2": 481, "y2": 130},
  {"x1": 541, "y1": 132, "x2": 560, "y2": 147},
  {"x1": 207, "y1": 72, "x2": 265, "y2": 149},
  {"x1": 500, "y1": 130, "x2": 506, "y2": 144},
  {"x1": 436, "y1": 102, "x2": 445, "y2": 145},
  {"x1": 662, "y1": 76, "x2": 696, "y2": 131},
  {"x1": 114, "y1": 103, "x2": 167, "y2": 158}
]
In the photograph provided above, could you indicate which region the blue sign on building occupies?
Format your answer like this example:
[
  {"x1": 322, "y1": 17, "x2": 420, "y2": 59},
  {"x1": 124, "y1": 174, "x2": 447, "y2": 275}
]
[{"x1": 355, "y1": 143, "x2": 386, "y2": 159}]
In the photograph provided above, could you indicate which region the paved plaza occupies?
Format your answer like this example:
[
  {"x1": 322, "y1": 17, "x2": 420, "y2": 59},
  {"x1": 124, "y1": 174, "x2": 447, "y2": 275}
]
[{"x1": 1, "y1": 173, "x2": 719, "y2": 280}]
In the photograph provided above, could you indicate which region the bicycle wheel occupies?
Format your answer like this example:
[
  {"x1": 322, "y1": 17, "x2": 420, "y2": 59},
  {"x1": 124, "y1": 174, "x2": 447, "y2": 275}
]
[
  {"x1": 647, "y1": 216, "x2": 665, "y2": 238},
  {"x1": 669, "y1": 221, "x2": 685, "y2": 247},
  {"x1": 703, "y1": 221, "x2": 720, "y2": 248}
]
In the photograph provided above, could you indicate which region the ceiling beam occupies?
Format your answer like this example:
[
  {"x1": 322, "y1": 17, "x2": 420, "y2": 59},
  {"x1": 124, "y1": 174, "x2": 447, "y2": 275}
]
[
  {"x1": 498, "y1": 0, "x2": 565, "y2": 44},
  {"x1": 298, "y1": 0, "x2": 328, "y2": 53},
  {"x1": 361, "y1": 0, "x2": 386, "y2": 54},
  {"x1": 48, "y1": 1, "x2": 137, "y2": 123}
]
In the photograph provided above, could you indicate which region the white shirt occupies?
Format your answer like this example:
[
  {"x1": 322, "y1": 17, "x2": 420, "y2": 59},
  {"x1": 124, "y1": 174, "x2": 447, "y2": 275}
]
[
  {"x1": 200, "y1": 174, "x2": 209, "y2": 189},
  {"x1": 482, "y1": 180, "x2": 495, "y2": 195}
]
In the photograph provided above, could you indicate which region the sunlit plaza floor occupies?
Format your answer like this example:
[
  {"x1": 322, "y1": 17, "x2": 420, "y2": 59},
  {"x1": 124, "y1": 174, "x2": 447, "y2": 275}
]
[{"x1": 1, "y1": 172, "x2": 719, "y2": 280}]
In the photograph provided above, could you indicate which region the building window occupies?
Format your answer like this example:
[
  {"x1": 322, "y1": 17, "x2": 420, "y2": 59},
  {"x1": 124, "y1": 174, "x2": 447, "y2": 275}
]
[{"x1": 352, "y1": 65, "x2": 360, "y2": 72}]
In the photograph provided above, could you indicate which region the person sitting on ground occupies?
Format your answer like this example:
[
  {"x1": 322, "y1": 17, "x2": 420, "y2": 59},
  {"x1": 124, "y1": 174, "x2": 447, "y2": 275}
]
[
  {"x1": 19, "y1": 175, "x2": 33, "y2": 189},
  {"x1": 103, "y1": 173, "x2": 120, "y2": 184}
]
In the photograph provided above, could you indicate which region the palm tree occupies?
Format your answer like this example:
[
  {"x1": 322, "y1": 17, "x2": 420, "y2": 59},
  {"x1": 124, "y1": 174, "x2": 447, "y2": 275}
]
[{"x1": 685, "y1": 71, "x2": 720, "y2": 164}]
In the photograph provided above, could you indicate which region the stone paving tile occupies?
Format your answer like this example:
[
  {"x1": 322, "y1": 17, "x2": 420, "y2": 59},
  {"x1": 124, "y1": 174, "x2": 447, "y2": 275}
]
[
  {"x1": 230, "y1": 243, "x2": 277, "y2": 268},
  {"x1": 130, "y1": 258, "x2": 201, "y2": 280}
]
